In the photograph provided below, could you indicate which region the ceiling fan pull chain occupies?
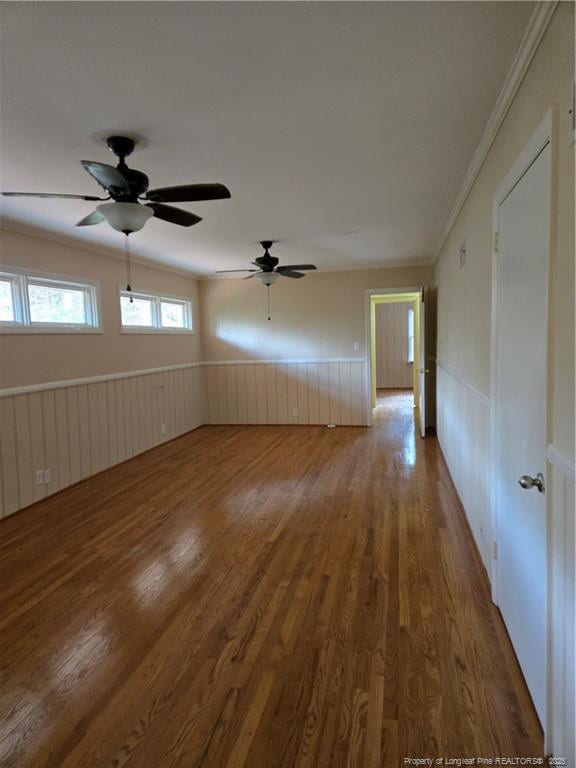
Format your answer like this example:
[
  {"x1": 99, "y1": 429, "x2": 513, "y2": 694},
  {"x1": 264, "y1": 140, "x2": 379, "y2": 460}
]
[
  {"x1": 124, "y1": 234, "x2": 133, "y2": 302},
  {"x1": 267, "y1": 285, "x2": 271, "y2": 322}
]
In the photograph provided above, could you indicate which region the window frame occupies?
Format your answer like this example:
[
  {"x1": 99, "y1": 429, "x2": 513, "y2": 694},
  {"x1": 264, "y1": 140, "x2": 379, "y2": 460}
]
[
  {"x1": 0, "y1": 267, "x2": 101, "y2": 334},
  {"x1": 119, "y1": 288, "x2": 194, "y2": 334}
]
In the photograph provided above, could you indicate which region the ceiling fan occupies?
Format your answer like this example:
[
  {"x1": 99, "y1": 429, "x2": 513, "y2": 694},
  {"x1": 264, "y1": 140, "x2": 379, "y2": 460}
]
[
  {"x1": 1, "y1": 135, "x2": 231, "y2": 233},
  {"x1": 216, "y1": 240, "x2": 317, "y2": 285}
]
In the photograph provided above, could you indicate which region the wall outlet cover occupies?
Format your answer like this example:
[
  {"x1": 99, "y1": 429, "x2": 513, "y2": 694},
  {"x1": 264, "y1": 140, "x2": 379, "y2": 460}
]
[
  {"x1": 35, "y1": 470, "x2": 44, "y2": 485},
  {"x1": 292, "y1": 408, "x2": 299, "y2": 417},
  {"x1": 44, "y1": 468, "x2": 51, "y2": 484}
]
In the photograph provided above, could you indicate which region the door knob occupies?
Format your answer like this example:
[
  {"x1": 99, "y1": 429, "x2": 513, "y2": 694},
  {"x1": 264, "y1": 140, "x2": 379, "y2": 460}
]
[
  {"x1": 518, "y1": 472, "x2": 545, "y2": 493},
  {"x1": 419, "y1": 368, "x2": 430, "y2": 374}
]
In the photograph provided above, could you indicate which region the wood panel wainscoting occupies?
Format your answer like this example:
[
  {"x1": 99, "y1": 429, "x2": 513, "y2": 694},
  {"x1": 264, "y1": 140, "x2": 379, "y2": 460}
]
[
  {"x1": 0, "y1": 359, "x2": 368, "y2": 518},
  {"x1": 204, "y1": 359, "x2": 367, "y2": 427},
  {"x1": 436, "y1": 360, "x2": 491, "y2": 571},
  {"x1": 0, "y1": 390, "x2": 542, "y2": 766},
  {"x1": 0, "y1": 363, "x2": 206, "y2": 518},
  {"x1": 547, "y1": 445, "x2": 575, "y2": 764},
  {"x1": 374, "y1": 302, "x2": 413, "y2": 389}
]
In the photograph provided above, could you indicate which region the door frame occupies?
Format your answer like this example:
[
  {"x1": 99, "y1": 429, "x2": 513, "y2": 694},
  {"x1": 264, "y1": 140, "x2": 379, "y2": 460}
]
[
  {"x1": 364, "y1": 286, "x2": 422, "y2": 427},
  {"x1": 490, "y1": 108, "x2": 557, "y2": 744}
]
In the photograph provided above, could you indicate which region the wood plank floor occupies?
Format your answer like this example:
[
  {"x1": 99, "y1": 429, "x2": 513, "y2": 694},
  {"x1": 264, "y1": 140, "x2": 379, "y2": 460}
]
[{"x1": 0, "y1": 390, "x2": 542, "y2": 767}]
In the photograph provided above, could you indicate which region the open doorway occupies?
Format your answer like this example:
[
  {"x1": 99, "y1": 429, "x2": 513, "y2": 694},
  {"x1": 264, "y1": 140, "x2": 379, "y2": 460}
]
[
  {"x1": 365, "y1": 290, "x2": 421, "y2": 426},
  {"x1": 374, "y1": 299, "x2": 416, "y2": 404}
]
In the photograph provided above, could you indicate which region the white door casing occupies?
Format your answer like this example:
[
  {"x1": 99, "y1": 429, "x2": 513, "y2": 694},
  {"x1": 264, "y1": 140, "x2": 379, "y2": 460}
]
[
  {"x1": 418, "y1": 288, "x2": 427, "y2": 438},
  {"x1": 492, "y1": 113, "x2": 552, "y2": 728}
]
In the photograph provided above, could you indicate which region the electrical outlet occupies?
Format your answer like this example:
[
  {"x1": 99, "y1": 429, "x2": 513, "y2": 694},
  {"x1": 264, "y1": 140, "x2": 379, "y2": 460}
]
[
  {"x1": 35, "y1": 470, "x2": 43, "y2": 486},
  {"x1": 44, "y1": 469, "x2": 51, "y2": 485},
  {"x1": 353, "y1": 341, "x2": 360, "y2": 352},
  {"x1": 161, "y1": 423, "x2": 167, "y2": 435},
  {"x1": 292, "y1": 407, "x2": 299, "y2": 417}
]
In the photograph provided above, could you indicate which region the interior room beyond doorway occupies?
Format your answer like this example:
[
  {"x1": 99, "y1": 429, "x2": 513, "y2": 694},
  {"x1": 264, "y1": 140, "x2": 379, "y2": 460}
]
[{"x1": 369, "y1": 292, "x2": 421, "y2": 412}]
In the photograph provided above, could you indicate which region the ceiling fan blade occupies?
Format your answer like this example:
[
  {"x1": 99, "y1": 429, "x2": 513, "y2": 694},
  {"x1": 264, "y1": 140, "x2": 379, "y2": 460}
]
[
  {"x1": 215, "y1": 269, "x2": 259, "y2": 273},
  {"x1": 146, "y1": 203, "x2": 202, "y2": 227},
  {"x1": 80, "y1": 161, "x2": 131, "y2": 195},
  {"x1": 2, "y1": 191, "x2": 106, "y2": 201},
  {"x1": 276, "y1": 264, "x2": 317, "y2": 271},
  {"x1": 145, "y1": 184, "x2": 231, "y2": 203},
  {"x1": 244, "y1": 273, "x2": 258, "y2": 280},
  {"x1": 76, "y1": 210, "x2": 105, "y2": 227},
  {"x1": 278, "y1": 270, "x2": 305, "y2": 279}
]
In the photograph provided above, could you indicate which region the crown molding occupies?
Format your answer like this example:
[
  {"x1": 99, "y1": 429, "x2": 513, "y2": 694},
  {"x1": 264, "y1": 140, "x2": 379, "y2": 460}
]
[{"x1": 433, "y1": 1, "x2": 558, "y2": 263}]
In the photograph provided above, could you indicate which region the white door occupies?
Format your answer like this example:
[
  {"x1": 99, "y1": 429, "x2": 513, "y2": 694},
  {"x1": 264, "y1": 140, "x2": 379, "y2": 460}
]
[
  {"x1": 495, "y1": 141, "x2": 549, "y2": 725},
  {"x1": 418, "y1": 291, "x2": 426, "y2": 438}
]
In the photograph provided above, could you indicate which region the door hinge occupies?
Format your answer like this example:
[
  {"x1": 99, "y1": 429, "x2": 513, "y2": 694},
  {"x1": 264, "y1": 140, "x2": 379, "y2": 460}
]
[
  {"x1": 493, "y1": 541, "x2": 498, "y2": 560},
  {"x1": 493, "y1": 230, "x2": 499, "y2": 254}
]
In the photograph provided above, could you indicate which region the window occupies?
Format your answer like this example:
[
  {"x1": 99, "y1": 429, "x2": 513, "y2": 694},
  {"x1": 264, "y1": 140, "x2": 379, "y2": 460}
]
[
  {"x1": 120, "y1": 294, "x2": 155, "y2": 327},
  {"x1": 0, "y1": 277, "x2": 16, "y2": 322},
  {"x1": 28, "y1": 281, "x2": 88, "y2": 325},
  {"x1": 407, "y1": 308, "x2": 415, "y2": 363},
  {"x1": 0, "y1": 269, "x2": 100, "y2": 332},
  {"x1": 120, "y1": 290, "x2": 193, "y2": 332},
  {"x1": 161, "y1": 300, "x2": 186, "y2": 328}
]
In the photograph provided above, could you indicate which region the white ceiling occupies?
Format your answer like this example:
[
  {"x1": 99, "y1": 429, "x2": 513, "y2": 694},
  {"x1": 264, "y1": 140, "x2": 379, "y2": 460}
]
[{"x1": 0, "y1": 1, "x2": 534, "y2": 276}]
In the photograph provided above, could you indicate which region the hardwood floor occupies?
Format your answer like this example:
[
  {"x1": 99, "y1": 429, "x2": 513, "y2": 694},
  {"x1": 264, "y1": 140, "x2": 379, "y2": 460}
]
[{"x1": 0, "y1": 390, "x2": 542, "y2": 767}]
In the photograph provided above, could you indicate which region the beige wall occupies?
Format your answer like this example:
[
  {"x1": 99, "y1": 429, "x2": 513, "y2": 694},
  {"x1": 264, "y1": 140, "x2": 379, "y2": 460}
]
[
  {"x1": 435, "y1": 3, "x2": 574, "y2": 458},
  {"x1": 0, "y1": 229, "x2": 202, "y2": 388},
  {"x1": 375, "y1": 302, "x2": 413, "y2": 388},
  {"x1": 200, "y1": 265, "x2": 433, "y2": 362}
]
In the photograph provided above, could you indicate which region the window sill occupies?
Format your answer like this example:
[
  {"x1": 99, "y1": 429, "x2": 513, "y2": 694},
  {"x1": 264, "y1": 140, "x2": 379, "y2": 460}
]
[
  {"x1": 0, "y1": 325, "x2": 102, "y2": 335},
  {"x1": 120, "y1": 327, "x2": 195, "y2": 335}
]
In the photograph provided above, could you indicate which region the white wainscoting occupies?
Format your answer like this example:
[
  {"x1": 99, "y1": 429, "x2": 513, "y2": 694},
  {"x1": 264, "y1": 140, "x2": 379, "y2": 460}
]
[
  {"x1": 0, "y1": 358, "x2": 368, "y2": 518},
  {"x1": 203, "y1": 359, "x2": 368, "y2": 427},
  {"x1": 547, "y1": 444, "x2": 575, "y2": 764},
  {"x1": 0, "y1": 363, "x2": 205, "y2": 519},
  {"x1": 436, "y1": 359, "x2": 492, "y2": 570},
  {"x1": 375, "y1": 303, "x2": 413, "y2": 389}
]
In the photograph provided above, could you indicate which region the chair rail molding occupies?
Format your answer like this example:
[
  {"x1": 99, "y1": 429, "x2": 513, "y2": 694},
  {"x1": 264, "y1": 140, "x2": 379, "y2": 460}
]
[
  {"x1": 547, "y1": 443, "x2": 576, "y2": 482},
  {"x1": 436, "y1": 358, "x2": 491, "y2": 407},
  {"x1": 0, "y1": 362, "x2": 204, "y2": 398}
]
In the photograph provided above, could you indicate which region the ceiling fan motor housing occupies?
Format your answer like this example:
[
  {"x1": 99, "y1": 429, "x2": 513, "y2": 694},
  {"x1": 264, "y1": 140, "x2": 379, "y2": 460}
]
[
  {"x1": 105, "y1": 136, "x2": 149, "y2": 201},
  {"x1": 107, "y1": 135, "x2": 136, "y2": 160},
  {"x1": 256, "y1": 241, "x2": 279, "y2": 270},
  {"x1": 120, "y1": 168, "x2": 149, "y2": 201}
]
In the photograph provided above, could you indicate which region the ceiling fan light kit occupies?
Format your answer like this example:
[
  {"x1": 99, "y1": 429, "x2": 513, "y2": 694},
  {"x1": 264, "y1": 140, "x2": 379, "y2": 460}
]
[
  {"x1": 255, "y1": 271, "x2": 279, "y2": 286},
  {"x1": 96, "y1": 202, "x2": 153, "y2": 234}
]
